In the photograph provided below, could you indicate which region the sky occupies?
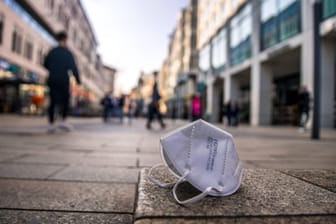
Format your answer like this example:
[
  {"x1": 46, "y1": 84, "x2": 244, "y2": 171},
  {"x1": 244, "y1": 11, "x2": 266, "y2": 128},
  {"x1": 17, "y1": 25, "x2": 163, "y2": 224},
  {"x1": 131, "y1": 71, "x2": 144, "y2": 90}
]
[{"x1": 81, "y1": 0, "x2": 189, "y2": 94}]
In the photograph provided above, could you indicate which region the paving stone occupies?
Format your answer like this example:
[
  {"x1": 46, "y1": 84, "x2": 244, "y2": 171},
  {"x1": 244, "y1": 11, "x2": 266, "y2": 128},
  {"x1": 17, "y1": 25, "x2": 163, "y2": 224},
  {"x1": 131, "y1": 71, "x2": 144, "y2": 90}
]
[
  {"x1": 134, "y1": 216, "x2": 336, "y2": 224},
  {"x1": 14, "y1": 153, "x2": 137, "y2": 167},
  {"x1": 99, "y1": 145, "x2": 137, "y2": 153},
  {"x1": 0, "y1": 179, "x2": 136, "y2": 212},
  {"x1": 248, "y1": 160, "x2": 336, "y2": 169},
  {"x1": 11, "y1": 153, "x2": 86, "y2": 165},
  {"x1": 139, "y1": 147, "x2": 160, "y2": 153},
  {"x1": 0, "y1": 210, "x2": 133, "y2": 224},
  {"x1": 84, "y1": 153, "x2": 137, "y2": 167},
  {"x1": 280, "y1": 169, "x2": 336, "y2": 193},
  {"x1": 138, "y1": 154, "x2": 162, "y2": 167},
  {"x1": 50, "y1": 166, "x2": 140, "y2": 183},
  {"x1": 135, "y1": 168, "x2": 336, "y2": 220},
  {"x1": 0, "y1": 163, "x2": 64, "y2": 179},
  {"x1": 0, "y1": 152, "x2": 24, "y2": 162}
]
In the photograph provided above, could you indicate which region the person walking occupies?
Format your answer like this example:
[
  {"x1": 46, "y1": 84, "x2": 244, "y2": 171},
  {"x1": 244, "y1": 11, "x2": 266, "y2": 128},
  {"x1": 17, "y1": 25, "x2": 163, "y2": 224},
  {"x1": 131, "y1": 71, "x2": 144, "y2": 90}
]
[
  {"x1": 298, "y1": 85, "x2": 310, "y2": 132},
  {"x1": 191, "y1": 94, "x2": 201, "y2": 121},
  {"x1": 146, "y1": 71, "x2": 166, "y2": 130},
  {"x1": 118, "y1": 94, "x2": 125, "y2": 124},
  {"x1": 127, "y1": 96, "x2": 136, "y2": 125},
  {"x1": 44, "y1": 31, "x2": 80, "y2": 133},
  {"x1": 100, "y1": 91, "x2": 112, "y2": 123},
  {"x1": 226, "y1": 100, "x2": 240, "y2": 127}
]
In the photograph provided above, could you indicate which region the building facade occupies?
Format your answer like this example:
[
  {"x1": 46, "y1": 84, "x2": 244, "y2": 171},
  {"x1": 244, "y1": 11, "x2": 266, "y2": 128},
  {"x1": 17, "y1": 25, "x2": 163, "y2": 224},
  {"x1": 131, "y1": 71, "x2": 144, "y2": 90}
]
[
  {"x1": 197, "y1": 0, "x2": 336, "y2": 128},
  {"x1": 102, "y1": 64, "x2": 117, "y2": 94},
  {"x1": 0, "y1": 0, "x2": 114, "y2": 115},
  {"x1": 163, "y1": 0, "x2": 198, "y2": 119}
]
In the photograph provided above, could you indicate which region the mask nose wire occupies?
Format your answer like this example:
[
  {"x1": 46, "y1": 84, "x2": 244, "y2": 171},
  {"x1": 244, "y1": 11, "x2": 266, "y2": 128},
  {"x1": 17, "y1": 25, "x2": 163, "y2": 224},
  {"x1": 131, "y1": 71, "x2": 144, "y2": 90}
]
[{"x1": 185, "y1": 124, "x2": 196, "y2": 170}]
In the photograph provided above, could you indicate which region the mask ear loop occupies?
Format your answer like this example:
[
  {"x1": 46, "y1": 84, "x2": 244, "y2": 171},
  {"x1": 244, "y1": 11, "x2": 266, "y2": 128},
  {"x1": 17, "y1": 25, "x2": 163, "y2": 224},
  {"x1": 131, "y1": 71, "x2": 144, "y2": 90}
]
[
  {"x1": 148, "y1": 163, "x2": 176, "y2": 188},
  {"x1": 172, "y1": 169, "x2": 214, "y2": 205}
]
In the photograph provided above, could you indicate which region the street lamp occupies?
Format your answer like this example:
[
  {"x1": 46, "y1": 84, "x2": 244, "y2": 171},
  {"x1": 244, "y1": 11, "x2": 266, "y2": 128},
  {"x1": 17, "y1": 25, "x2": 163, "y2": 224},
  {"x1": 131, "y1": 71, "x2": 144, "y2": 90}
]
[{"x1": 311, "y1": 0, "x2": 322, "y2": 139}]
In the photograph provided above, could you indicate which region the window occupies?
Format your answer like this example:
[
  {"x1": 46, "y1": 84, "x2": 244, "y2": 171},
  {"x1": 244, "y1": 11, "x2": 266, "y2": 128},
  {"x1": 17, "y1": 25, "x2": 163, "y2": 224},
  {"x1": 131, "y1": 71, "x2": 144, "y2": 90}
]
[
  {"x1": 65, "y1": 17, "x2": 70, "y2": 30},
  {"x1": 72, "y1": 29, "x2": 76, "y2": 42},
  {"x1": 24, "y1": 40, "x2": 33, "y2": 60},
  {"x1": 221, "y1": 1, "x2": 226, "y2": 20},
  {"x1": 71, "y1": 4, "x2": 77, "y2": 19},
  {"x1": 11, "y1": 30, "x2": 16, "y2": 52},
  {"x1": 47, "y1": 0, "x2": 54, "y2": 10},
  {"x1": 11, "y1": 29, "x2": 22, "y2": 54},
  {"x1": 260, "y1": 0, "x2": 300, "y2": 49},
  {"x1": 230, "y1": 4, "x2": 252, "y2": 48},
  {"x1": 323, "y1": 0, "x2": 336, "y2": 19},
  {"x1": 37, "y1": 47, "x2": 44, "y2": 65},
  {"x1": 0, "y1": 13, "x2": 4, "y2": 45},
  {"x1": 278, "y1": 0, "x2": 296, "y2": 11},
  {"x1": 261, "y1": 0, "x2": 277, "y2": 22},
  {"x1": 212, "y1": 28, "x2": 227, "y2": 69},
  {"x1": 58, "y1": 4, "x2": 63, "y2": 22},
  {"x1": 229, "y1": 4, "x2": 252, "y2": 65},
  {"x1": 199, "y1": 44, "x2": 210, "y2": 72},
  {"x1": 231, "y1": 0, "x2": 238, "y2": 9}
]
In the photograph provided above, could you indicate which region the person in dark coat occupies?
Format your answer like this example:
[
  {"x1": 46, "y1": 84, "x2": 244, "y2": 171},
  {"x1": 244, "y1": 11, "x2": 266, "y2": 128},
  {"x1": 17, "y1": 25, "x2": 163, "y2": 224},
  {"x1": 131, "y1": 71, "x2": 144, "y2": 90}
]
[
  {"x1": 44, "y1": 31, "x2": 80, "y2": 132},
  {"x1": 100, "y1": 91, "x2": 112, "y2": 123},
  {"x1": 226, "y1": 100, "x2": 240, "y2": 127},
  {"x1": 146, "y1": 71, "x2": 166, "y2": 129},
  {"x1": 298, "y1": 85, "x2": 310, "y2": 132}
]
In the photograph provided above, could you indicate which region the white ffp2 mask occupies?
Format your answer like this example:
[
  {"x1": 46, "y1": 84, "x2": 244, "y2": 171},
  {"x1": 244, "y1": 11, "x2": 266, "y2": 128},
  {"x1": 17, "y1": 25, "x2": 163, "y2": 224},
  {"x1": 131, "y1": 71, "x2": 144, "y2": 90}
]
[{"x1": 149, "y1": 119, "x2": 243, "y2": 205}]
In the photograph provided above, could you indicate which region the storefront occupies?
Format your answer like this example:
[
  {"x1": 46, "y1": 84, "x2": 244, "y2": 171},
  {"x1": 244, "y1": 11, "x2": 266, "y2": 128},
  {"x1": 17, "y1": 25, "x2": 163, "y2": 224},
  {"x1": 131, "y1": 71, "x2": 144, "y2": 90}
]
[{"x1": 0, "y1": 57, "x2": 46, "y2": 114}]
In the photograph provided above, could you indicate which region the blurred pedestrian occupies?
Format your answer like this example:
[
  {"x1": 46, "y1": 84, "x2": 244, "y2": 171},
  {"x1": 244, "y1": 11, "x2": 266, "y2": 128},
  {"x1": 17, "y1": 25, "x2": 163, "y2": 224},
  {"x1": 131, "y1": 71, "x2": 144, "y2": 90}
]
[
  {"x1": 232, "y1": 101, "x2": 240, "y2": 126},
  {"x1": 100, "y1": 91, "x2": 112, "y2": 123},
  {"x1": 118, "y1": 94, "x2": 125, "y2": 124},
  {"x1": 226, "y1": 100, "x2": 240, "y2": 127},
  {"x1": 146, "y1": 71, "x2": 166, "y2": 129},
  {"x1": 298, "y1": 85, "x2": 310, "y2": 132},
  {"x1": 44, "y1": 31, "x2": 80, "y2": 133},
  {"x1": 191, "y1": 94, "x2": 201, "y2": 121},
  {"x1": 127, "y1": 96, "x2": 136, "y2": 125}
]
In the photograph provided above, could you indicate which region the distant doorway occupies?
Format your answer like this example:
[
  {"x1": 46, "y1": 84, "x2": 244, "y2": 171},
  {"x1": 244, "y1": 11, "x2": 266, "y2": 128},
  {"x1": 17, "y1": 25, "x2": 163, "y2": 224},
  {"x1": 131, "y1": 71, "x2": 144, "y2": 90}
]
[{"x1": 272, "y1": 73, "x2": 300, "y2": 125}]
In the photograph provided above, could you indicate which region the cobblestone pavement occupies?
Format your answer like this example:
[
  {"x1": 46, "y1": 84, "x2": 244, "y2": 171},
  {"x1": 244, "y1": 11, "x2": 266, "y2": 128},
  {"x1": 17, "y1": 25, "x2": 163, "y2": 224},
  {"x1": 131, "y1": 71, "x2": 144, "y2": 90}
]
[{"x1": 0, "y1": 115, "x2": 335, "y2": 223}]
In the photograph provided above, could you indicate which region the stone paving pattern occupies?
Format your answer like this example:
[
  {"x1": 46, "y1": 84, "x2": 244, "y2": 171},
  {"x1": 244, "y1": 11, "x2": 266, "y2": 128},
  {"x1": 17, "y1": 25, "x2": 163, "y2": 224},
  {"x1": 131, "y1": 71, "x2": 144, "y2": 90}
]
[
  {"x1": 0, "y1": 115, "x2": 335, "y2": 223},
  {"x1": 135, "y1": 168, "x2": 336, "y2": 223}
]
